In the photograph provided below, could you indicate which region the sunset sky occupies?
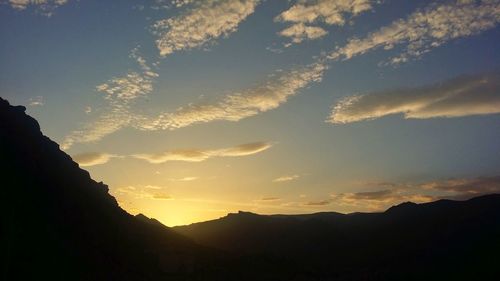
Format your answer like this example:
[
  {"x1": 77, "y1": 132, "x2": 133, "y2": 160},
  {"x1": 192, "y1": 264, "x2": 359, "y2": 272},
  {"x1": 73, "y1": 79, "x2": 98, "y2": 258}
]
[{"x1": 2, "y1": 0, "x2": 500, "y2": 226}]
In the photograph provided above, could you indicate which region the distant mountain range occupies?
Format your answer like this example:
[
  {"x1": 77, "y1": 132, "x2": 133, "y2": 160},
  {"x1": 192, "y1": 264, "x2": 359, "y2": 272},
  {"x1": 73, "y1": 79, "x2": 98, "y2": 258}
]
[
  {"x1": 2, "y1": 96, "x2": 499, "y2": 280},
  {"x1": 174, "y1": 196, "x2": 500, "y2": 280}
]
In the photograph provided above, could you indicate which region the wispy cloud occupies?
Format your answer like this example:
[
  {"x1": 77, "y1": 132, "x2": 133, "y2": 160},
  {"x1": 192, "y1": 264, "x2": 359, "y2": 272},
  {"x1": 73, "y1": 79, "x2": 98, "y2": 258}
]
[
  {"x1": 62, "y1": 1, "x2": 266, "y2": 149},
  {"x1": 421, "y1": 175, "x2": 500, "y2": 199},
  {"x1": 217, "y1": 142, "x2": 273, "y2": 156},
  {"x1": 153, "y1": 0, "x2": 260, "y2": 56},
  {"x1": 137, "y1": 61, "x2": 327, "y2": 130},
  {"x1": 170, "y1": 0, "x2": 195, "y2": 8},
  {"x1": 8, "y1": 0, "x2": 69, "y2": 16},
  {"x1": 63, "y1": 57, "x2": 326, "y2": 150},
  {"x1": 329, "y1": 174, "x2": 500, "y2": 211},
  {"x1": 116, "y1": 185, "x2": 173, "y2": 200},
  {"x1": 61, "y1": 49, "x2": 157, "y2": 150},
  {"x1": 275, "y1": 0, "x2": 375, "y2": 45},
  {"x1": 331, "y1": 189, "x2": 434, "y2": 210},
  {"x1": 72, "y1": 152, "x2": 115, "y2": 167},
  {"x1": 134, "y1": 149, "x2": 212, "y2": 163},
  {"x1": 28, "y1": 96, "x2": 44, "y2": 107},
  {"x1": 259, "y1": 197, "x2": 281, "y2": 201},
  {"x1": 273, "y1": 174, "x2": 300, "y2": 183},
  {"x1": 329, "y1": 72, "x2": 500, "y2": 124},
  {"x1": 96, "y1": 49, "x2": 158, "y2": 101},
  {"x1": 133, "y1": 141, "x2": 273, "y2": 164},
  {"x1": 62, "y1": 0, "x2": 500, "y2": 150},
  {"x1": 67, "y1": 142, "x2": 271, "y2": 165},
  {"x1": 61, "y1": 101, "x2": 133, "y2": 150},
  {"x1": 278, "y1": 23, "x2": 328, "y2": 44},
  {"x1": 329, "y1": 0, "x2": 500, "y2": 65},
  {"x1": 303, "y1": 199, "x2": 331, "y2": 206},
  {"x1": 169, "y1": 176, "x2": 199, "y2": 182}
]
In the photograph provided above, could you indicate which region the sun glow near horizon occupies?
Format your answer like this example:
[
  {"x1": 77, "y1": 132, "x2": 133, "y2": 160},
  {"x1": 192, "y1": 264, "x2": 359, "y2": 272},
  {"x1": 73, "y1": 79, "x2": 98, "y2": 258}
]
[{"x1": 2, "y1": 0, "x2": 500, "y2": 226}]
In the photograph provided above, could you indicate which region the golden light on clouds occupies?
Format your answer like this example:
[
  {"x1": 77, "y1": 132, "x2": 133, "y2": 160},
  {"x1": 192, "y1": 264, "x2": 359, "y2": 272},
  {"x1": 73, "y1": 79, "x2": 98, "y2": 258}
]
[
  {"x1": 133, "y1": 142, "x2": 273, "y2": 164},
  {"x1": 72, "y1": 152, "x2": 115, "y2": 167}
]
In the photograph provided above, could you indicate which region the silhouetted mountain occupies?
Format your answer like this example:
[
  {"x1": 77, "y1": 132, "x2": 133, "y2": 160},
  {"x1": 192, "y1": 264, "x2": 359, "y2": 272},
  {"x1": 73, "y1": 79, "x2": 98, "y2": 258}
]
[
  {"x1": 175, "y1": 195, "x2": 500, "y2": 280},
  {"x1": 0, "y1": 98, "x2": 246, "y2": 281},
  {"x1": 2, "y1": 96, "x2": 500, "y2": 281}
]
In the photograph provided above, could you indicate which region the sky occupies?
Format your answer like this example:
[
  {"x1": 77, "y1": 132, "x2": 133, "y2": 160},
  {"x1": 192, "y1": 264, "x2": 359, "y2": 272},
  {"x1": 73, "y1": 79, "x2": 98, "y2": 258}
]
[{"x1": 1, "y1": 0, "x2": 500, "y2": 226}]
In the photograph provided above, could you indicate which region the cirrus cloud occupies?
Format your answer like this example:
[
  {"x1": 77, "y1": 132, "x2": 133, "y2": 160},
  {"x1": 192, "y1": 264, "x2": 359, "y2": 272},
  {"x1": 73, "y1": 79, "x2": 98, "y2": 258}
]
[
  {"x1": 137, "y1": 61, "x2": 327, "y2": 130},
  {"x1": 329, "y1": 0, "x2": 500, "y2": 64},
  {"x1": 328, "y1": 72, "x2": 500, "y2": 124},
  {"x1": 273, "y1": 174, "x2": 300, "y2": 183},
  {"x1": 421, "y1": 175, "x2": 500, "y2": 200},
  {"x1": 303, "y1": 199, "x2": 331, "y2": 206},
  {"x1": 276, "y1": 0, "x2": 374, "y2": 26},
  {"x1": 330, "y1": 189, "x2": 434, "y2": 211},
  {"x1": 61, "y1": 49, "x2": 157, "y2": 150},
  {"x1": 72, "y1": 152, "x2": 115, "y2": 167},
  {"x1": 8, "y1": 0, "x2": 69, "y2": 16},
  {"x1": 116, "y1": 185, "x2": 173, "y2": 201},
  {"x1": 278, "y1": 23, "x2": 328, "y2": 44},
  {"x1": 28, "y1": 96, "x2": 44, "y2": 107},
  {"x1": 133, "y1": 141, "x2": 273, "y2": 164},
  {"x1": 153, "y1": 0, "x2": 261, "y2": 56},
  {"x1": 275, "y1": 0, "x2": 375, "y2": 45},
  {"x1": 329, "y1": 174, "x2": 500, "y2": 211},
  {"x1": 259, "y1": 197, "x2": 281, "y2": 201}
]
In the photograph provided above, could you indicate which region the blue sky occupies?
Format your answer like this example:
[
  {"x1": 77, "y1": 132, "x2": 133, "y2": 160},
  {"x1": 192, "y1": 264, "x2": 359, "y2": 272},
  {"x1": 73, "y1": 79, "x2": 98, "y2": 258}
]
[{"x1": 1, "y1": 0, "x2": 500, "y2": 225}]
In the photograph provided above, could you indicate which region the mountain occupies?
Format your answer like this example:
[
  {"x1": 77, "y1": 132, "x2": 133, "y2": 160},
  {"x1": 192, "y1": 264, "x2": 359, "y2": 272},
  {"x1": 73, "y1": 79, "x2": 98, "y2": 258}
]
[
  {"x1": 2, "y1": 96, "x2": 500, "y2": 281},
  {"x1": 0, "y1": 98, "x2": 233, "y2": 280},
  {"x1": 174, "y1": 196, "x2": 500, "y2": 280}
]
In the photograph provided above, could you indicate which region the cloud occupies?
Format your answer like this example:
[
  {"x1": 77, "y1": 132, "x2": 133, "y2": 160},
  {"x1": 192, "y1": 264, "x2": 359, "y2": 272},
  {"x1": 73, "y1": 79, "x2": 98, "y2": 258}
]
[
  {"x1": 276, "y1": 0, "x2": 374, "y2": 26},
  {"x1": 328, "y1": 72, "x2": 500, "y2": 123},
  {"x1": 273, "y1": 174, "x2": 300, "y2": 182},
  {"x1": 169, "y1": 176, "x2": 198, "y2": 182},
  {"x1": 260, "y1": 197, "x2": 281, "y2": 201},
  {"x1": 275, "y1": 0, "x2": 375, "y2": 44},
  {"x1": 329, "y1": 0, "x2": 500, "y2": 64},
  {"x1": 116, "y1": 185, "x2": 173, "y2": 200},
  {"x1": 72, "y1": 152, "x2": 115, "y2": 167},
  {"x1": 61, "y1": 49, "x2": 157, "y2": 150},
  {"x1": 137, "y1": 61, "x2": 327, "y2": 130},
  {"x1": 134, "y1": 149, "x2": 211, "y2": 163},
  {"x1": 61, "y1": 102, "x2": 133, "y2": 150},
  {"x1": 421, "y1": 175, "x2": 500, "y2": 199},
  {"x1": 138, "y1": 0, "x2": 498, "y2": 135},
  {"x1": 345, "y1": 189, "x2": 394, "y2": 200},
  {"x1": 330, "y1": 175, "x2": 500, "y2": 211},
  {"x1": 331, "y1": 189, "x2": 434, "y2": 211},
  {"x1": 216, "y1": 142, "x2": 273, "y2": 156},
  {"x1": 96, "y1": 49, "x2": 158, "y2": 101},
  {"x1": 151, "y1": 193, "x2": 173, "y2": 200},
  {"x1": 133, "y1": 141, "x2": 272, "y2": 164},
  {"x1": 170, "y1": 0, "x2": 195, "y2": 8},
  {"x1": 153, "y1": 0, "x2": 260, "y2": 56},
  {"x1": 28, "y1": 96, "x2": 44, "y2": 106},
  {"x1": 278, "y1": 23, "x2": 328, "y2": 44},
  {"x1": 8, "y1": 0, "x2": 69, "y2": 16},
  {"x1": 63, "y1": 35, "x2": 326, "y2": 149},
  {"x1": 303, "y1": 199, "x2": 331, "y2": 206}
]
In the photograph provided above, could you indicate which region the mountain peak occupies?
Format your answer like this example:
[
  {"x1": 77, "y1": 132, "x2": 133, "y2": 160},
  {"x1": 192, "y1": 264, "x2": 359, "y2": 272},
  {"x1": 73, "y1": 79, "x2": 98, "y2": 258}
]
[
  {"x1": 385, "y1": 201, "x2": 418, "y2": 213},
  {"x1": 226, "y1": 210, "x2": 259, "y2": 218}
]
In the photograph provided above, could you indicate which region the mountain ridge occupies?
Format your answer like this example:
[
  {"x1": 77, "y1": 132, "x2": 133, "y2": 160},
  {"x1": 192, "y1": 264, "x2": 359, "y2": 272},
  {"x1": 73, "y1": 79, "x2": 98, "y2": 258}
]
[{"x1": 173, "y1": 193, "x2": 500, "y2": 280}]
